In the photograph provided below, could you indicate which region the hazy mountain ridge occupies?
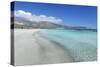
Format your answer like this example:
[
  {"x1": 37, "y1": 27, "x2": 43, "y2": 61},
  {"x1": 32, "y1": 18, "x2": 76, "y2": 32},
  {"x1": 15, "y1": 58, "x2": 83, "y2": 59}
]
[{"x1": 11, "y1": 17, "x2": 97, "y2": 32}]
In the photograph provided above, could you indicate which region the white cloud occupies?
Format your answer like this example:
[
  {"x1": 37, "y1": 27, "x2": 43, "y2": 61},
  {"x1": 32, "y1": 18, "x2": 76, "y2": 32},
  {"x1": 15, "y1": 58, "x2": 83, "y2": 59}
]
[
  {"x1": 14, "y1": 10, "x2": 63, "y2": 24},
  {"x1": 15, "y1": 10, "x2": 32, "y2": 17}
]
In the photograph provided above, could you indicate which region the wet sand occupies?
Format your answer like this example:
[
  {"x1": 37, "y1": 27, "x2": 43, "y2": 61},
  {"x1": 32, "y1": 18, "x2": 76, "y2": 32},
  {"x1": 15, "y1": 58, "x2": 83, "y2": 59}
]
[{"x1": 14, "y1": 29, "x2": 73, "y2": 66}]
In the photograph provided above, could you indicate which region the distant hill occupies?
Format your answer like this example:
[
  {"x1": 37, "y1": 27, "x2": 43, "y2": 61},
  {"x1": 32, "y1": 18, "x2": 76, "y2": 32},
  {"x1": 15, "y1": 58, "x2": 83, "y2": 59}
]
[
  {"x1": 11, "y1": 17, "x2": 97, "y2": 32},
  {"x1": 11, "y1": 16, "x2": 64, "y2": 29}
]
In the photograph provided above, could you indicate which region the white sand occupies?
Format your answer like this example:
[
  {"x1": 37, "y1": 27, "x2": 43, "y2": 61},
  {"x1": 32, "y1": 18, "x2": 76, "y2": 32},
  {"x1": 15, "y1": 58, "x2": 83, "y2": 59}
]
[{"x1": 13, "y1": 29, "x2": 73, "y2": 66}]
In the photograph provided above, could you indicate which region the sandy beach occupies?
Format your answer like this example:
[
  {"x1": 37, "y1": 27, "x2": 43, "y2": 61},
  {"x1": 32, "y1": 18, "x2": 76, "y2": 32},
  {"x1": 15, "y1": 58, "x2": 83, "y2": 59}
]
[{"x1": 14, "y1": 29, "x2": 73, "y2": 66}]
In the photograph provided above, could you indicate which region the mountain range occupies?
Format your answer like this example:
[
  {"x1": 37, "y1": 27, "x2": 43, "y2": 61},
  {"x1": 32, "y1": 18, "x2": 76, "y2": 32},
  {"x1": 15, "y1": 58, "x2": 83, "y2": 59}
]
[{"x1": 11, "y1": 17, "x2": 97, "y2": 32}]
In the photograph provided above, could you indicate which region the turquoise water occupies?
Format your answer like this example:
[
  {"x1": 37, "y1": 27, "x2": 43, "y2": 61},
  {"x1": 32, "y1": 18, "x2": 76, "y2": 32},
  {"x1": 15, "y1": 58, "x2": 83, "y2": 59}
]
[{"x1": 38, "y1": 29, "x2": 97, "y2": 62}]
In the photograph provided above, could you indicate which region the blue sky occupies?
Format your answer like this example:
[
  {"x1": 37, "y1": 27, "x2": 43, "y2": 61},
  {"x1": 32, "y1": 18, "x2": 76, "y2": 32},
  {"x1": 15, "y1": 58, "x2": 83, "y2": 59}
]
[{"x1": 11, "y1": 1, "x2": 97, "y2": 29}]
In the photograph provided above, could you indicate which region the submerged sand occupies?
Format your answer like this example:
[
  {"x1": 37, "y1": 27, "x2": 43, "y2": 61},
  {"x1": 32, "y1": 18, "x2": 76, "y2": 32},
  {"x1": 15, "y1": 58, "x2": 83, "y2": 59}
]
[{"x1": 13, "y1": 29, "x2": 73, "y2": 66}]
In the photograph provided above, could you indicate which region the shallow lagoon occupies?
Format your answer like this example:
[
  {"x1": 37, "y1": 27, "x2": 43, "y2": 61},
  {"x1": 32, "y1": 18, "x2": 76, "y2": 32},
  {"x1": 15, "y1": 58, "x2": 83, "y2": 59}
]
[{"x1": 38, "y1": 29, "x2": 97, "y2": 62}]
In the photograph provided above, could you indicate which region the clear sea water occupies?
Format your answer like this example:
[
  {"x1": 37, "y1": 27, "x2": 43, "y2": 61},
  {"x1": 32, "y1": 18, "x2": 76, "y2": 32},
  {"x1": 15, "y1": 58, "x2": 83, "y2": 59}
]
[{"x1": 38, "y1": 29, "x2": 97, "y2": 62}]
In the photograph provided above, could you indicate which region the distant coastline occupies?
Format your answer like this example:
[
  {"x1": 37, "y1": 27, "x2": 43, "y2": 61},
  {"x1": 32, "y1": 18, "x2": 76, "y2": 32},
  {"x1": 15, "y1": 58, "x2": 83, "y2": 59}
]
[{"x1": 11, "y1": 20, "x2": 97, "y2": 32}]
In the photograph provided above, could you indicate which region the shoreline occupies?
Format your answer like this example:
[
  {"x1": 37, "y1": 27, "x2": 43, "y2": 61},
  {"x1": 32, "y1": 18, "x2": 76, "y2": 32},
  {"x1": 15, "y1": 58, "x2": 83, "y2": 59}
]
[{"x1": 13, "y1": 29, "x2": 73, "y2": 66}]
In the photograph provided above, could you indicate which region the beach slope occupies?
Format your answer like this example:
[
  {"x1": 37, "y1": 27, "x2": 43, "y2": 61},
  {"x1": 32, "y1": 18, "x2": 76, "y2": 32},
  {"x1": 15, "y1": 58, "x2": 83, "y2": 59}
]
[{"x1": 13, "y1": 29, "x2": 73, "y2": 66}]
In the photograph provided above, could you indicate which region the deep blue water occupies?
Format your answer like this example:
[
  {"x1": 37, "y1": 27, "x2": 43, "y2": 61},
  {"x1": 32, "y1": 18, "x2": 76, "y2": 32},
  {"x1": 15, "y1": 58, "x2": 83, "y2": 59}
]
[{"x1": 38, "y1": 29, "x2": 97, "y2": 62}]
